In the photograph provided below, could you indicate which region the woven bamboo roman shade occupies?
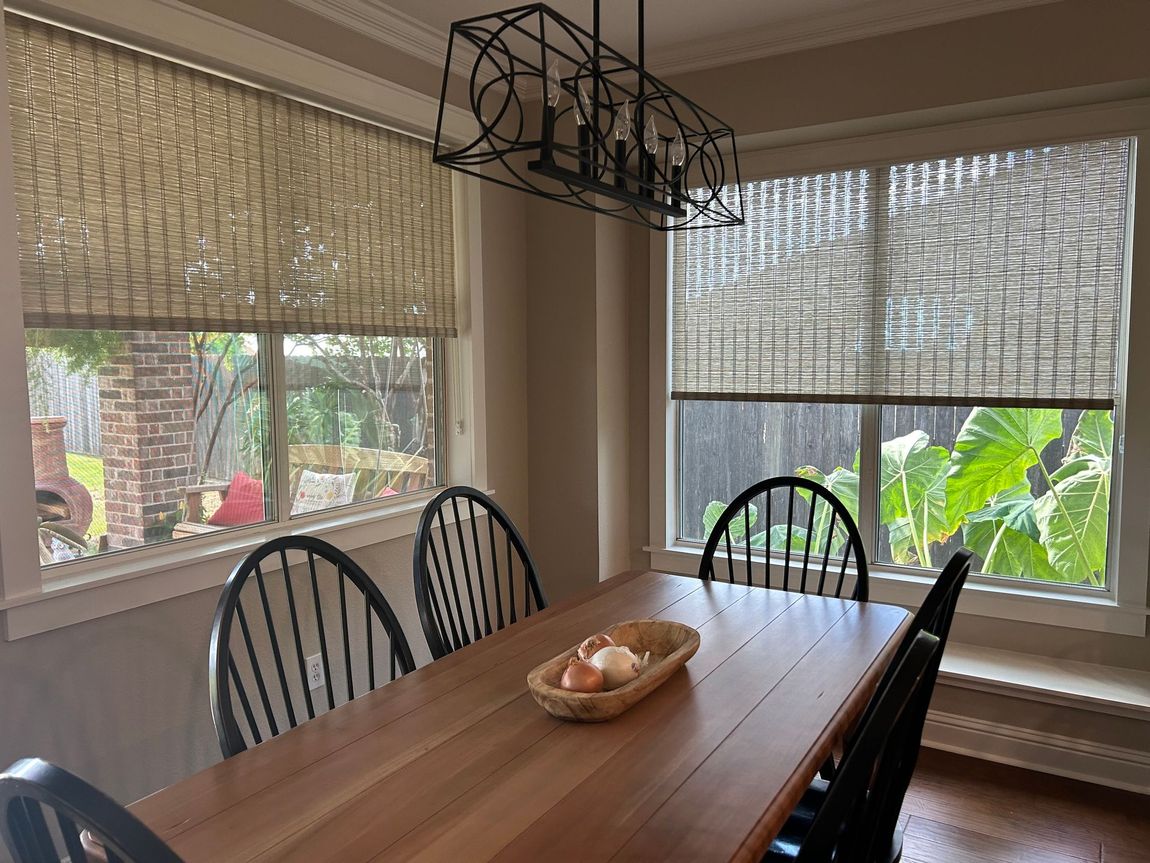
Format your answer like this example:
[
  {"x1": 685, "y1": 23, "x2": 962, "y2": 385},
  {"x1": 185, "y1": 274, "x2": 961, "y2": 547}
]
[
  {"x1": 6, "y1": 13, "x2": 456, "y2": 337},
  {"x1": 671, "y1": 138, "x2": 1131, "y2": 408}
]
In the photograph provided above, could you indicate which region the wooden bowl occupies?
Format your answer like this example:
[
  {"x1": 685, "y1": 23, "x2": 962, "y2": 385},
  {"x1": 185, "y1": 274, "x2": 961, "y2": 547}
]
[{"x1": 526, "y1": 619, "x2": 701, "y2": 722}]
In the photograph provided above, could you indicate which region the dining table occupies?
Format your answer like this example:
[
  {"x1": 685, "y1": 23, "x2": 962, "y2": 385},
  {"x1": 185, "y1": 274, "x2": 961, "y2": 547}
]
[{"x1": 130, "y1": 570, "x2": 909, "y2": 862}]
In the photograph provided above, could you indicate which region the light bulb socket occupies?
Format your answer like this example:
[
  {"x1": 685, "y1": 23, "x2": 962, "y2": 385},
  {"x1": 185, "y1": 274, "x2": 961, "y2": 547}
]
[
  {"x1": 578, "y1": 124, "x2": 592, "y2": 177},
  {"x1": 540, "y1": 104, "x2": 556, "y2": 162}
]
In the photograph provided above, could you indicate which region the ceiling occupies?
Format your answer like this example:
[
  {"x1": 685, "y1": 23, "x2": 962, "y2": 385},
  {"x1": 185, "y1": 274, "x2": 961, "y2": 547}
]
[{"x1": 290, "y1": 0, "x2": 1060, "y2": 76}]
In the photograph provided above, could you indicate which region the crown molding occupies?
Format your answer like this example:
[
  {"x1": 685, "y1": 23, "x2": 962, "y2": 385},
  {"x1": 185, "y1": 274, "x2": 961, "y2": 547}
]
[
  {"x1": 289, "y1": 0, "x2": 462, "y2": 77},
  {"x1": 645, "y1": 0, "x2": 1061, "y2": 77},
  {"x1": 290, "y1": 0, "x2": 1060, "y2": 86},
  {"x1": 287, "y1": 0, "x2": 530, "y2": 97},
  {"x1": 289, "y1": 0, "x2": 539, "y2": 98}
]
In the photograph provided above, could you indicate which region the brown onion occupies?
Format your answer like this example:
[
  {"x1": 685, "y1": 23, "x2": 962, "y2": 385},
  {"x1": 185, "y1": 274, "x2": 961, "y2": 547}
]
[
  {"x1": 560, "y1": 657, "x2": 604, "y2": 693},
  {"x1": 577, "y1": 633, "x2": 615, "y2": 662}
]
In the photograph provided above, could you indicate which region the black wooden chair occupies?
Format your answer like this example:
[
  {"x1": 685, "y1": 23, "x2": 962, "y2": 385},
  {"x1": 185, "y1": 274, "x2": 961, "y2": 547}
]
[
  {"x1": 768, "y1": 548, "x2": 974, "y2": 862},
  {"x1": 0, "y1": 758, "x2": 182, "y2": 863},
  {"x1": 698, "y1": 477, "x2": 869, "y2": 601},
  {"x1": 209, "y1": 535, "x2": 416, "y2": 758},
  {"x1": 765, "y1": 632, "x2": 941, "y2": 862},
  {"x1": 413, "y1": 486, "x2": 546, "y2": 659}
]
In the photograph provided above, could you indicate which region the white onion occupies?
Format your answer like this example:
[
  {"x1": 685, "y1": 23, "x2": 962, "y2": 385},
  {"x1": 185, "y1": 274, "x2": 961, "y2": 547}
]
[{"x1": 588, "y1": 645, "x2": 642, "y2": 690}]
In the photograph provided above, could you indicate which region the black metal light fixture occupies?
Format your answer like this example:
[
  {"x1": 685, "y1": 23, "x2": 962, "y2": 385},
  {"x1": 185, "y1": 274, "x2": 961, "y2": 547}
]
[{"x1": 432, "y1": 1, "x2": 744, "y2": 230}]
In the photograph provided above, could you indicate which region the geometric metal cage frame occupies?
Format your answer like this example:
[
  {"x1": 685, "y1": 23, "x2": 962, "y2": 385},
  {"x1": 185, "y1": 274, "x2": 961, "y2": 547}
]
[{"x1": 433, "y1": 3, "x2": 745, "y2": 231}]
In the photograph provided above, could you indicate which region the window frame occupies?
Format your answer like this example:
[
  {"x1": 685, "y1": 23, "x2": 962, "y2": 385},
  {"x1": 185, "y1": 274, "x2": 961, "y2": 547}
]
[
  {"x1": 0, "y1": 0, "x2": 486, "y2": 638},
  {"x1": 649, "y1": 98, "x2": 1150, "y2": 637}
]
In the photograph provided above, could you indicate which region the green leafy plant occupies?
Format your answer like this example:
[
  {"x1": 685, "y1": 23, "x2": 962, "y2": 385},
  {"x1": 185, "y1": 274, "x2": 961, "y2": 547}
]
[
  {"x1": 25, "y1": 329, "x2": 125, "y2": 378},
  {"x1": 702, "y1": 407, "x2": 1112, "y2": 586}
]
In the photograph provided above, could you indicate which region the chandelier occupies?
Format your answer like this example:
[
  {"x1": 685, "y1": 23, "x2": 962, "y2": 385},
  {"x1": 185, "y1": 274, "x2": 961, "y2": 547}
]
[{"x1": 432, "y1": 1, "x2": 745, "y2": 230}]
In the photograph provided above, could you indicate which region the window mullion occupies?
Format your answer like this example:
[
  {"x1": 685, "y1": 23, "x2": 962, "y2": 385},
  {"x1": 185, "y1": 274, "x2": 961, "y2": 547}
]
[
  {"x1": 857, "y1": 403, "x2": 881, "y2": 563},
  {"x1": 267, "y1": 333, "x2": 291, "y2": 524}
]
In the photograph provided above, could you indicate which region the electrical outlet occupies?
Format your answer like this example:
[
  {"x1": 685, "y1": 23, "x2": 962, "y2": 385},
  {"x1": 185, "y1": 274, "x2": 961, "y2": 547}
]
[{"x1": 306, "y1": 653, "x2": 324, "y2": 690}]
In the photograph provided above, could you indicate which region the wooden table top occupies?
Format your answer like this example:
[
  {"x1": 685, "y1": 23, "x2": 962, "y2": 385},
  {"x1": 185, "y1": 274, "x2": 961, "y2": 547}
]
[{"x1": 131, "y1": 571, "x2": 909, "y2": 862}]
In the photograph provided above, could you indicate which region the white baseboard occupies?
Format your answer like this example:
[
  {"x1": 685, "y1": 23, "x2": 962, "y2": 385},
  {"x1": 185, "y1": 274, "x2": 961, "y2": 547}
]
[{"x1": 924, "y1": 709, "x2": 1150, "y2": 795}]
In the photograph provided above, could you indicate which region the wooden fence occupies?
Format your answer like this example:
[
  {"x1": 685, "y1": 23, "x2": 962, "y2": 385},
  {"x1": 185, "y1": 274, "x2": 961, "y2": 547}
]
[
  {"x1": 679, "y1": 400, "x2": 1084, "y2": 546},
  {"x1": 27, "y1": 355, "x2": 102, "y2": 456}
]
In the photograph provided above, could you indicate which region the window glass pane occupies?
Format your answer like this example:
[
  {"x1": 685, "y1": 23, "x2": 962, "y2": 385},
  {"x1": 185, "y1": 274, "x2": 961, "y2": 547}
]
[
  {"x1": 877, "y1": 406, "x2": 1113, "y2": 587},
  {"x1": 679, "y1": 401, "x2": 860, "y2": 543},
  {"x1": 27, "y1": 330, "x2": 270, "y2": 564},
  {"x1": 284, "y1": 335, "x2": 440, "y2": 516}
]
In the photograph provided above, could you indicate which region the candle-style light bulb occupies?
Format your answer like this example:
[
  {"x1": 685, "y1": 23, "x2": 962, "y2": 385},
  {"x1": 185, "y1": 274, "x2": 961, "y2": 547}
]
[
  {"x1": 575, "y1": 80, "x2": 592, "y2": 127},
  {"x1": 670, "y1": 129, "x2": 686, "y2": 167},
  {"x1": 544, "y1": 58, "x2": 562, "y2": 108},
  {"x1": 643, "y1": 116, "x2": 659, "y2": 155},
  {"x1": 575, "y1": 80, "x2": 593, "y2": 177},
  {"x1": 611, "y1": 101, "x2": 632, "y2": 141},
  {"x1": 669, "y1": 129, "x2": 687, "y2": 209}
]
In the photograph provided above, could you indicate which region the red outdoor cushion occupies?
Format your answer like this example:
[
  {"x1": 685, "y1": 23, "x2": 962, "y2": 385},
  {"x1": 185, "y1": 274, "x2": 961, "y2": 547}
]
[{"x1": 207, "y1": 471, "x2": 265, "y2": 527}]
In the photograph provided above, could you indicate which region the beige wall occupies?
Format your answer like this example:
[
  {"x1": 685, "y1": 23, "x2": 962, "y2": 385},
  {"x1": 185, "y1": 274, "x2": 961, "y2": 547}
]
[
  {"x1": 522, "y1": 198, "x2": 639, "y2": 598},
  {"x1": 479, "y1": 182, "x2": 531, "y2": 530},
  {"x1": 594, "y1": 215, "x2": 633, "y2": 582},
  {"x1": 524, "y1": 197, "x2": 599, "y2": 599},
  {"x1": 664, "y1": 0, "x2": 1150, "y2": 138}
]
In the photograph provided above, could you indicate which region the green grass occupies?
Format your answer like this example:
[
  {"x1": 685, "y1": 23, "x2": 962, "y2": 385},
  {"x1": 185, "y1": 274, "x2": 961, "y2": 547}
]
[{"x1": 66, "y1": 452, "x2": 106, "y2": 539}]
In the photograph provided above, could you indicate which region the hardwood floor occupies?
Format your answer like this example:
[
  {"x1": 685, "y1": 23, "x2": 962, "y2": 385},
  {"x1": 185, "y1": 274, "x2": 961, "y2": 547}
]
[{"x1": 898, "y1": 749, "x2": 1149, "y2": 863}]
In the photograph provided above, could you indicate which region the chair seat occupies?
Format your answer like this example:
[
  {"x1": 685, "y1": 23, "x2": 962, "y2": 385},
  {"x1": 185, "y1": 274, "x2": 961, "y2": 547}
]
[
  {"x1": 764, "y1": 778, "x2": 828, "y2": 861},
  {"x1": 763, "y1": 778, "x2": 904, "y2": 862}
]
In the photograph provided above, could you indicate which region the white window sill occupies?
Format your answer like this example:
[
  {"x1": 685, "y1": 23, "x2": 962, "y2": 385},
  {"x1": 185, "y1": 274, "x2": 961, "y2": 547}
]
[
  {"x1": 939, "y1": 643, "x2": 1150, "y2": 721},
  {"x1": 647, "y1": 544, "x2": 1148, "y2": 637},
  {"x1": 1, "y1": 488, "x2": 479, "y2": 640}
]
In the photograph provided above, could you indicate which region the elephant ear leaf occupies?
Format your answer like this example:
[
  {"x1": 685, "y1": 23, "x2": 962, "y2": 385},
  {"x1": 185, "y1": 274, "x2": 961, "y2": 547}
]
[
  {"x1": 887, "y1": 517, "x2": 917, "y2": 565},
  {"x1": 703, "y1": 500, "x2": 758, "y2": 543},
  {"x1": 703, "y1": 501, "x2": 726, "y2": 539},
  {"x1": 879, "y1": 431, "x2": 950, "y2": 543},
  {"x1": 945, "y1": 407, "x2": 1062, "y2": 530},
  {"x1": 963, "y1": 515, "x2": 1061, "y2": 581},
  {"x1": 769, "y1": 524, "x2": 810, "y2": 553},
  {"x1": 796, "y1": 465, "x2": 860, "y2": 555},
  {"x1": 966, "y1": 483, "x2": 1039, "y2": 542},
  {"x1": 1068, "y1": 410, "x2": 1113, "y2": 461},
  {"x1": 1035, "y1": 467, "x2": 1109, "y2": 585}
]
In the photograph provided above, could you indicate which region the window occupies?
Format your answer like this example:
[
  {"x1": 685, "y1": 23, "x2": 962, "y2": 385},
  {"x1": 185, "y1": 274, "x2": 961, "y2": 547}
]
[
  {"x1": 283, "y1": 334, "x2": 441, "y2": 515},
  {"x1": 673, "y1": 139, "x2": 1132, "y2": 590},
  {"x1": 8, "y1": 14, "x2": 456, "y2": 568}
]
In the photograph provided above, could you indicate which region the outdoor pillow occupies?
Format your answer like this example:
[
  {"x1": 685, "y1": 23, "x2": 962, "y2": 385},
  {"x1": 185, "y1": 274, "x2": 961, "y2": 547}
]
[
  {"x1": 293, "y1": 469, "x2": 355, "y2": 515},
  {"x1": 206, "y1": 471, "x2": 265, "y2": 526}
]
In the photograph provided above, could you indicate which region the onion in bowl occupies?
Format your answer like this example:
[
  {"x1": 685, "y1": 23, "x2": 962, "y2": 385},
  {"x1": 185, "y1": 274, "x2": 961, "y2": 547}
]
[
  {"x1": 577, "y1": 633, "x2": 615, "y2": 662},
  {"x1": 588, "y1": 646, "x2": 642, "y2": 690},
  {"x1": 560, "y1": 657, "x2": 604, "y2": 693}
]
